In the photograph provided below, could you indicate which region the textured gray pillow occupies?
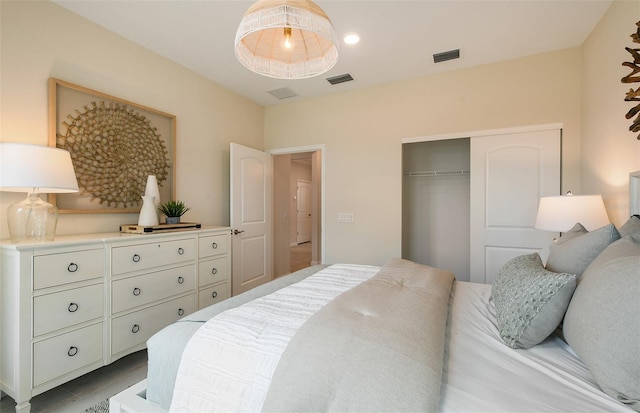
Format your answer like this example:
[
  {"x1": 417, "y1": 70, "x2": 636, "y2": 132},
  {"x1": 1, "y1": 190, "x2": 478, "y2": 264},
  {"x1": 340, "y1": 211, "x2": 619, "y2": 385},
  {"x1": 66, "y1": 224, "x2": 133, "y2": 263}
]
[
  {"x1": 491, "y1": 253, "x2": 576, "y2": 349},
  {"x1": 546, "y1": 223, "x2": 620, "y2": 278},
  {"x1": 563, "y1": 235, "x2": 640, "y2": 411},
  {"x1": 620, "y1": 215, "x2": 640, "y2": 237}
]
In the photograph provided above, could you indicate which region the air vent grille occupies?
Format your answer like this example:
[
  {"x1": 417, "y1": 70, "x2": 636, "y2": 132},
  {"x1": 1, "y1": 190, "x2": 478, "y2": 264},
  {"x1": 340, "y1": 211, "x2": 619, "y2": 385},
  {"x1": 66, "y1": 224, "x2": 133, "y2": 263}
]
[
  {"x1": 267, "y1": 87, "x2": 299, "y2": 100},
  {"x1": 326, "y1": 73, "x2": 354, "y2": 85},
  {"x1": 433, "y1": 49, "x2": 460, "y2": 63}
]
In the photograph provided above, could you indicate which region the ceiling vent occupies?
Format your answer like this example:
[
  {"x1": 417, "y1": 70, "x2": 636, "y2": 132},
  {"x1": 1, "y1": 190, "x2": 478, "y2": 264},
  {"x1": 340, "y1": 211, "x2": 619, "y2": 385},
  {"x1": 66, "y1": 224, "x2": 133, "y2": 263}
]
[
  {"x1": 267, "y1": 87, "x2": 299, "y2": 100},
  {"x1": 433, "y1": 49, "x2": 460, "y2": 63},
  {"x1": 326, "y1": 73, "x2": 354, "y2": 85}
]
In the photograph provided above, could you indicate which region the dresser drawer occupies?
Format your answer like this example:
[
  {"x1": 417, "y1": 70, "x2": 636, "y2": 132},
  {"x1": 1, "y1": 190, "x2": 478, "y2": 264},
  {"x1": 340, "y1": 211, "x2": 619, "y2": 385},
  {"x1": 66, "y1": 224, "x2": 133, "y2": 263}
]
[
  {"x1": 111, "y1": 238, "x2": 195, "y2": 275},
  {"x1": 198, "y1": 234, "x2": 229, "y2": 259},
  {"x1": 33, "y1": 249, "x2": 104, "y2": 290},
  {"x1": 198, "y1": 282, "x2": 230, "y2": 310},
  {"x1": 111, "y1": 264, "x2": 195, "y2": 314},
  {"x1": 198, "y1": 257, "x2": 228, "y2": 287},
  {"x1": 33, "y1": 322, "x2": 103, "y2": 387},
  {"x1": 111, "y1": 294, "x2": 194, "y2": 356},
  {"x1": 33, "y1": 284, "x2": 104, "y2": 337}
]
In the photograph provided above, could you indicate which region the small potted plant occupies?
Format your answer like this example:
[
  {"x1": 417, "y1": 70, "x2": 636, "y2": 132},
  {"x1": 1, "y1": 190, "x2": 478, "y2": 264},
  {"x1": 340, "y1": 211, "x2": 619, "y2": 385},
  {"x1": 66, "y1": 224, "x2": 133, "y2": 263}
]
[{"x1": 158, "y1": 200, "x2": 190, "y2": 224}]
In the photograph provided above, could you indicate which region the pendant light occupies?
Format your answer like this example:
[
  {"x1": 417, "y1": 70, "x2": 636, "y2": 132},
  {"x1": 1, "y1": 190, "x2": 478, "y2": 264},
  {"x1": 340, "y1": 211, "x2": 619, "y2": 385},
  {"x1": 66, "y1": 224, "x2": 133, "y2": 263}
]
[{"x1": 235, "y1": 0, "x2": 339, "y2": 79}]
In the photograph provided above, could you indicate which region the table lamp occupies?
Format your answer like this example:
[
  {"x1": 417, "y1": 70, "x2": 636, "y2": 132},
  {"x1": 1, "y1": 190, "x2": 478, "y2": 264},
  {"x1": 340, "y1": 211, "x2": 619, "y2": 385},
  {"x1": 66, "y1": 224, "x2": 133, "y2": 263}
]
[
  {"x1": 534, "y1": 192, "x2": 610, "y2": 233},
  {"x1": 0, "y1": 143, "x2": 79, "y2": 243}
]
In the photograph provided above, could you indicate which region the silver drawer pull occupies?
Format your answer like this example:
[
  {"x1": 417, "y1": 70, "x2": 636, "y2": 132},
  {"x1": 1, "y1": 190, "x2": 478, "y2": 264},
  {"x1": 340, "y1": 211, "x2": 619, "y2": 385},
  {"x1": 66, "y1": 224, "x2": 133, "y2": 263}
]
[
  {"x1": 67, "y1": 263, "x2": 78, "y2": 272},
  {"x1": 67, "y1": 346, "x2": 78, "y2": 357},
  {"x1": 211, "y1": 242, "x2": 218, "y2": 249},
  {"x1": 178, "y1": 247, "x2": 184, "y2": 255},
  {"x1": 178, "y1": 276, "x2": 184, "y2": 284},
  {"x1": 211, "y1": 268, "x2": 218, "y2": 275},
  {"x1": 133, "y1": 287, "x2": 141, "y2": 296},
  {"x1": 68, "y1": 302, "x2": 79, "y2": 313},
  {"x1": 132, "y1": 254, "x2": 141, "y2": 263},
  {"x1": 132, "y1": 324, "x2": 140, "y2": 334},
  {"x1": 212, "y1": 291, "x2": 218, "y2": 299},
  {"x1": 178, "y1": 308, "x2": 185, "y2": 316}
]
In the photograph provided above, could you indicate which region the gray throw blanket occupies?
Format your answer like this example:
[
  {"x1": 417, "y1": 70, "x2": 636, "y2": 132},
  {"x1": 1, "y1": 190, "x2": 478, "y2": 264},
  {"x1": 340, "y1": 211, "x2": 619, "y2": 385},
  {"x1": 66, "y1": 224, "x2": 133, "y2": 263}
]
[{"x1": 262, "y1": 258, "x2": 455, "y2": 413}]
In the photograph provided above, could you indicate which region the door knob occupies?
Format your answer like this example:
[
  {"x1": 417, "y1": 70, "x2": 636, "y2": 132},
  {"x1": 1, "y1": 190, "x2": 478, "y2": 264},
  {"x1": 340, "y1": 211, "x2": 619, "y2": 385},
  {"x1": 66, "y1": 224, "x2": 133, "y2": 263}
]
[{"x1": 233, "y1": 229, "x2": 245, "y2": 235}]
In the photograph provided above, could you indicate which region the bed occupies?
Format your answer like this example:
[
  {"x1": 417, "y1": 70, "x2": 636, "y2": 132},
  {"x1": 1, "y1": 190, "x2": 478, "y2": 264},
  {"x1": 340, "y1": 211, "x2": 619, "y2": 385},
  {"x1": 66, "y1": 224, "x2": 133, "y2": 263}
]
[{"x1": 110, "y1": 216, "x2": 640, "y2": 413}]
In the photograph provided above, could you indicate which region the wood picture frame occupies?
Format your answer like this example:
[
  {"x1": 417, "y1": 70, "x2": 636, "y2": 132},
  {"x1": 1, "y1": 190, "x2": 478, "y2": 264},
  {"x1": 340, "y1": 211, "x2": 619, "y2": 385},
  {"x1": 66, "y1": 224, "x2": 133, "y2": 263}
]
[{"x1": 48, "y1": 78, "x2": 176, "y2": 214}]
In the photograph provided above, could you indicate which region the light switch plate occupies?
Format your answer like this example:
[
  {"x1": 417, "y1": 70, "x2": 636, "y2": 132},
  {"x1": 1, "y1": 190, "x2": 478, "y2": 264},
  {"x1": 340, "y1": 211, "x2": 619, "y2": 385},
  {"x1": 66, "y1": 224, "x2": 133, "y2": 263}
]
[{"x1": 338, "y1": 212, "x2": 354, "y2": 223}]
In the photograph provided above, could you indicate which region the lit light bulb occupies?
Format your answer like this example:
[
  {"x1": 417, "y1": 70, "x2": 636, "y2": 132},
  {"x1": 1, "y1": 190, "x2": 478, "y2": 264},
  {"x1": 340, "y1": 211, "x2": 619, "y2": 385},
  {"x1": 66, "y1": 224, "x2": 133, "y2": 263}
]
[
  {"x1": 280, "y1": 27, "x2": 295, "y2": 51},
  {"x1": 344, "y1": 33, "x2": 360, "y2": 45}
]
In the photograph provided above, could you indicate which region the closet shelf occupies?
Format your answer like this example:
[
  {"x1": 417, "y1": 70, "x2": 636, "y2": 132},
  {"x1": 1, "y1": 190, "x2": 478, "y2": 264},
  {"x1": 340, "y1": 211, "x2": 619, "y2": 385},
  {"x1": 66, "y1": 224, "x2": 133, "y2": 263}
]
[{"x1": 404, "y1": 170, "x2": 470, "y2": 177}]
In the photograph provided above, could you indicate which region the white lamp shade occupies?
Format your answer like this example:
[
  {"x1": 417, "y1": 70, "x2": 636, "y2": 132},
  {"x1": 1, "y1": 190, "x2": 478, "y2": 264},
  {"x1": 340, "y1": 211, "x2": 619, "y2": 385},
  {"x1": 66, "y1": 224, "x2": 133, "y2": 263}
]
[
  {"x1": 535, "y1": 194, "x2": 609, "y2": 232},
  {"x1": 0, "y1": 143, "x2": 79, "y2": 193},
  {"x1": 235, "y1": 0, "x2": 339, "y2": 79}
]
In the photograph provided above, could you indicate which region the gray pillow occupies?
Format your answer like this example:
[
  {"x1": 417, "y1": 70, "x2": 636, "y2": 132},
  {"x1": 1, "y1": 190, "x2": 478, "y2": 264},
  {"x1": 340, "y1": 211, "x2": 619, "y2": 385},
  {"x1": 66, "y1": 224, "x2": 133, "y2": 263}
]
[
  {"x1": 546, "y1": 223, "x2": 620, "y2": 278},
  {"x1": 619, "y1": 215, "x2": 640, "y2": 237},
  {"x1": 563, "y1": 235, "x2": 640, "y2": 411},
  {"x1": 491, "y1": 253, "x2": 576, "y2": 349}
]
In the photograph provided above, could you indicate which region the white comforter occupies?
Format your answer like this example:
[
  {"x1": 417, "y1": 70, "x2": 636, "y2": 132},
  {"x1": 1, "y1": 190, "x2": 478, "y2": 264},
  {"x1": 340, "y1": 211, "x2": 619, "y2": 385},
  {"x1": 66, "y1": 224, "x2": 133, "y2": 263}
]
[{"x1": 169, "y1": 264, "x2": 380, "y2": 413}]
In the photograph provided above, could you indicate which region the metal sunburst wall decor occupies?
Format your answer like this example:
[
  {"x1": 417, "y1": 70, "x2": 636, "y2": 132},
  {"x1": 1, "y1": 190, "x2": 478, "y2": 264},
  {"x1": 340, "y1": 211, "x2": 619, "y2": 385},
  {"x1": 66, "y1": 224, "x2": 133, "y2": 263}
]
[
  {"x1": 622, "y1": 21, "x2": 640, "y2": 140},
  {"x1": 56, "y1": 101, "x2": 169, "y2": 207}
]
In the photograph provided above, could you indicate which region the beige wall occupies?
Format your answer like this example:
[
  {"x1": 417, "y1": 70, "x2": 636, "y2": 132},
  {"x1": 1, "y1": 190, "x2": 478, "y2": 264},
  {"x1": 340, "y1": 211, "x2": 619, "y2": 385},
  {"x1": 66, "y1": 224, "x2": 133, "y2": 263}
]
[
  {"x1": 265, "y1": 49, "x2": 583, "y2": 265},
  {"x1": 272, "y1": 155, "x2": 291, "y2": 276},
  {"x1": 3, "y1": 0, "x2": 636, "y2": 267},
  {"x1": 581, "y1": 0, "x2": 640, "y2": 227},
  {"x1": 0, "y1": 1, "x2": 264, "y2": 240}
]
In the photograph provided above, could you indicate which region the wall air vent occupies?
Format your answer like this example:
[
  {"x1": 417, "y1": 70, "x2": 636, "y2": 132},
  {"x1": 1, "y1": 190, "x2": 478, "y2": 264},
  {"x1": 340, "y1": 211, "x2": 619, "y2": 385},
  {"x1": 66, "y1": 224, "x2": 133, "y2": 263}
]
[
  {"x1": 433, "y1": 49, "x2": 460, "y2": 63},
  {"x1": 326, "y1": 73, "x2": 354, "y2": 85},
  {"x1": 267, "y1": 87, "x2": 299, "y2": 100}
]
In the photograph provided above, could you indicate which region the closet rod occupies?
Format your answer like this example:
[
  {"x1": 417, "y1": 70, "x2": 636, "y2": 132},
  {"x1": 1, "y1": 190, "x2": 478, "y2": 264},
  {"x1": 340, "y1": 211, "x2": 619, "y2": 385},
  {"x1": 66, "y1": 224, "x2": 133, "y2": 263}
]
[{"x1": 404, "y1": 170, "x2": 470, "y2": 177}]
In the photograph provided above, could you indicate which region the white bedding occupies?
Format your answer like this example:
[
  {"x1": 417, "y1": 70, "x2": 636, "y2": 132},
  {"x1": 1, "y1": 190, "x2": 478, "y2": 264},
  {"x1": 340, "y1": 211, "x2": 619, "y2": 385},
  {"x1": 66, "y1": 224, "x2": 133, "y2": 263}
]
[
  {"x1": 169, "y1": 264, "x2": 380, "y2": 413},
  {"x1": 136, "y1": 263, "x2": 633, "y2": 413},
  {"x1": 440, "y1": 281, "x2": 632, "y2": 413}
]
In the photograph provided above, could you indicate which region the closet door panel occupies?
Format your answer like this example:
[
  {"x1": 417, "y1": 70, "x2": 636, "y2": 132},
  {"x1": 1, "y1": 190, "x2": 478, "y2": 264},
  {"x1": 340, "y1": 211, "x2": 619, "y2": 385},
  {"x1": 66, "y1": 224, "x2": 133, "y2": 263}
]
[{"x1": 470, "y1": 129, "x2": 560, "y2": 284}]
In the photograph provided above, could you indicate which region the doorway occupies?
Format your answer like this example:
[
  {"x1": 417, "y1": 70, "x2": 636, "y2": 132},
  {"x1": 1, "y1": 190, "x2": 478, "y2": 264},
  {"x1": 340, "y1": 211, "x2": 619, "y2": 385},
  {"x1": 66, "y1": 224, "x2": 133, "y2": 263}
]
[
  {"x1": 401, "y1": 124, "x2": 561, "y2": 283},
  {"x1": 272, "y1": 148, "x2": 323, "y2": 277}
]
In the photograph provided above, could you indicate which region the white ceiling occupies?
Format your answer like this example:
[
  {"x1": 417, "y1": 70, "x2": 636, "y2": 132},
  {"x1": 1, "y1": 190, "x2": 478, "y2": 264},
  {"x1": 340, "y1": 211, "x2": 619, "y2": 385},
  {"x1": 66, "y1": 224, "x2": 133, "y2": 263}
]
[{"x1": 52, "y1": 0, "x2": 612, "y2": 106}]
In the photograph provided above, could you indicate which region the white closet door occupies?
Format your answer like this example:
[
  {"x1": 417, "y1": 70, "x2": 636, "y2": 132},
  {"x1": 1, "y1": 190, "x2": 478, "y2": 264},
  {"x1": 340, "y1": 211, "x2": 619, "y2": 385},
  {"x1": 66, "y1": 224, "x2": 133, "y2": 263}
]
[{"x1": 470, "y1": 129, "x2": 560, "y2": 284}]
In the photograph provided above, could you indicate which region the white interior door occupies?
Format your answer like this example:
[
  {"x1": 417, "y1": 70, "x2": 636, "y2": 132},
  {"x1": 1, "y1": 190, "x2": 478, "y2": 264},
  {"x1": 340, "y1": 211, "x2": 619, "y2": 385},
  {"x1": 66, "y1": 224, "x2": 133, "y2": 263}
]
[
  {"x1": 296, "y1": 180, "x2": 311, "y2": 244},
  {"x1": 230, "y1": 143, "x2": 273, "y2": 295},
  {"x1": 470, "y1": 129, "x2": 560, "y2": 284}
]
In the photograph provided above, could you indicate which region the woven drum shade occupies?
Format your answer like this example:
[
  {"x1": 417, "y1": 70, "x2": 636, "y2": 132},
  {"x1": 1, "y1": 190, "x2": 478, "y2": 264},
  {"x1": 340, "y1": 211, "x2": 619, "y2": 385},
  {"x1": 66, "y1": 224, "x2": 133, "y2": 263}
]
[{"x1": 235, "y1": 0, "x2": 339, "y2": 79}]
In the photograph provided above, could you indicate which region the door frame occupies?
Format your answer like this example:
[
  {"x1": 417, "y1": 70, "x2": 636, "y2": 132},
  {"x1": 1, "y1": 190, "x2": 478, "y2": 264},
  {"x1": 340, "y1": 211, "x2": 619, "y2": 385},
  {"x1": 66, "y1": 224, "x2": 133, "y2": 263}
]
[
  {"x1": 296, "y1": 179, "x2": 312, "y2": 244},
  {"x1": 402, "y1": 123, "x2": 564, "y2": 144},
  {"x1": 269, "y1": 144, "x2": 326, "y2": 265}
]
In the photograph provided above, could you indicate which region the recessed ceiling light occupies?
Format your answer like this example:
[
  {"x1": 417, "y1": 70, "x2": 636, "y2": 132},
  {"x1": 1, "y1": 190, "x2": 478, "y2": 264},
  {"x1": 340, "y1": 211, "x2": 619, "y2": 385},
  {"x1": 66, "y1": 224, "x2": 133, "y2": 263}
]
[{"x1": 344, "y1": 33, "x2": 360, "y2": 45}]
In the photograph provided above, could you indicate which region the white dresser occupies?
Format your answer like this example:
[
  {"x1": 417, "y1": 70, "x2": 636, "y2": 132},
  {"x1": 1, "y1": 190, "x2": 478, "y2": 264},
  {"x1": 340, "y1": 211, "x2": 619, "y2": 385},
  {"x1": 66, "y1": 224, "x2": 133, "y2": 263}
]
[{"x1": 0, "y1": 227, "x2": 231, "y2": 413}]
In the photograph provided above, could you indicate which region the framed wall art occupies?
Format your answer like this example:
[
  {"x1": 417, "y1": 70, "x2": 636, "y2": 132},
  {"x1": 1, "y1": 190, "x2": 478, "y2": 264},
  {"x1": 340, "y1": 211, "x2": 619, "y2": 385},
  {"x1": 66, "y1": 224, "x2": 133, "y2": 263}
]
[
  {"x1": 622, "y1": 21, "x2": 640, "y2": 140},
  {"x1": 48, "y1": 78, "x2": 176, "y2": 213}
]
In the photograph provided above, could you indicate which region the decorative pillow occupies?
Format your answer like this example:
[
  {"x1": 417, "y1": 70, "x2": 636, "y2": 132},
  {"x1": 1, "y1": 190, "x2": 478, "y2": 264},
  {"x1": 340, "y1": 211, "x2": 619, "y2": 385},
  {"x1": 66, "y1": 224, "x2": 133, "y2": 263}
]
[
  {"x1": 563, "y1": 235, "x2": 640, "y2": 411},
  {"x1": 619, "y1": 215, "x2": 640, "y2": 237},
  {"x1": 491, "y1": 253, "x2": 576, "y2": 349},
  {"x1": 545, "y1": 223, "x2": 620, "y2": 278}
]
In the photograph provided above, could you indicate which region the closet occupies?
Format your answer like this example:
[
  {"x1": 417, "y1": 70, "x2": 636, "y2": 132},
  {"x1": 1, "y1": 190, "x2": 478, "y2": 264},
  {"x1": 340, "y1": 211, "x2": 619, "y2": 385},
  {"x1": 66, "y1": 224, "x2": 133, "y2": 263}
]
[
  {"x1": 402, "y1": 139, "x2": 471, "y2": 281},
  {"x1": 402, "y1": 126, "x2": 561, "y2": 284}
]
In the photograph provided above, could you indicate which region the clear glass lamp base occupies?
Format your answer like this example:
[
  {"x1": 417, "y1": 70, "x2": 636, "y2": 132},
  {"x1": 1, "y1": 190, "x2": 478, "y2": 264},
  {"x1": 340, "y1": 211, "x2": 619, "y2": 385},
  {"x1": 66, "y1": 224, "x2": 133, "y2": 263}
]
[{"x1": 7, "y1": 191, "x2": 58, "y2": 243}]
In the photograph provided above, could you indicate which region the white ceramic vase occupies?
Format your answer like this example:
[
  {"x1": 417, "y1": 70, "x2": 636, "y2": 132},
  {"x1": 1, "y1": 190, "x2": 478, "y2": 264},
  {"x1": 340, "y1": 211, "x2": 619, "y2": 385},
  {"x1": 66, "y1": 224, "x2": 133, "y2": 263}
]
[
  {"x1": 144, "y1": 175, "x2": 161, "y2": 222},
  {"x1": 138, "y1": 195, "x2": 159, "y2": 226},
  {"x1": 144, "y1": 175, "x2": 161, "y2": 206}
]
